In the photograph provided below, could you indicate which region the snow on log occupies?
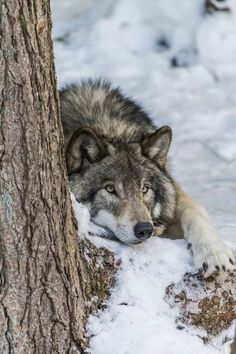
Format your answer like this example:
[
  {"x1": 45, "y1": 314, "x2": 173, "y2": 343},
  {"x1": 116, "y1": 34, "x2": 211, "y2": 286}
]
[{"x1": 165, "y1": 271, "x2": 236, "y2": 344}]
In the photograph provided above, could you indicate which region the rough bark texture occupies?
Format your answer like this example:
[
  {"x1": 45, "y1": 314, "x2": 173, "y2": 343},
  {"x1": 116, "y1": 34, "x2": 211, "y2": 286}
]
[
  {"x1": 232, "y1": 335, "x2": 236, "y2": 354},
  {"x1": 0, "y1": 1, "x2": 116, "y2": 353}
]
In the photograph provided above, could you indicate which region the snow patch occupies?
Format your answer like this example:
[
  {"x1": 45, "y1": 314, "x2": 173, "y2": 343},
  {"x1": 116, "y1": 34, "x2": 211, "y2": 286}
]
[{"x1": 53, "y1": 0, "x2": 236, "y2": 352}]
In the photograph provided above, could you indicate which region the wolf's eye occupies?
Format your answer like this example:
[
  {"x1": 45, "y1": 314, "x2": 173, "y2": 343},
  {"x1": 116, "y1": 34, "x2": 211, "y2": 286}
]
[
  {"x1": 142, "y1": 185, "x2": 150, "y2": 194},
  {"x1": 105, "y1": 185, "x2": 115, "y2": 194}
]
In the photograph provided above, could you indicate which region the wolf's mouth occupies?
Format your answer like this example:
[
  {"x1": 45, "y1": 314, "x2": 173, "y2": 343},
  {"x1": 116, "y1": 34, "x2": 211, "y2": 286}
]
[
  {"x1": 102, "y1": 226, "x2": 118, "y2": 240},
  {"x1": 91, "y1": 221, "x2": 152, "y2": 244},
  {"x1": 128, "y1": 239, "x2": 143, "y2": 244},
  {"x1": 91, "y1": 221, "x2": 118, "y2": 240}
]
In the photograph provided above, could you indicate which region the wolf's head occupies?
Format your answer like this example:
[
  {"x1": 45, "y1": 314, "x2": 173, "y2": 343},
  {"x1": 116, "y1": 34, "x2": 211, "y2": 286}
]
[{"x1": 66, "y1": 126, "x2": 176, "y2": 244}]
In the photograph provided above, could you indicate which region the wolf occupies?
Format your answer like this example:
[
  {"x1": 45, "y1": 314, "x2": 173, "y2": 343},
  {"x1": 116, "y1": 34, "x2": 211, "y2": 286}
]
[{"x1": 60, "y1": 79, "x2": 235, "y2": 277}]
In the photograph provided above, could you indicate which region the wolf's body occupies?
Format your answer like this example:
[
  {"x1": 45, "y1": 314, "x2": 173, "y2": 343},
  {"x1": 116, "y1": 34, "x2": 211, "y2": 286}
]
[{"x1": 60, "y1": 80, "x2": 235, "y2": 277}]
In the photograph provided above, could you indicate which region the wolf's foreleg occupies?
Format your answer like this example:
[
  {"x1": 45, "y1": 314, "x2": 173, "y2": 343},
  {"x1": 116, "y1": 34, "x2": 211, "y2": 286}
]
[{"x1": 174, "y1": 183, "x2": 235, "y2": 277}]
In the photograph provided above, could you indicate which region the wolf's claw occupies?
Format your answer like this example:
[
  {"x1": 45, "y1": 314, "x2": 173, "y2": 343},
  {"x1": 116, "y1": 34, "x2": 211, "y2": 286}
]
[{"x1": 192, "y1": 237, "x2": 236, "y2": 278}]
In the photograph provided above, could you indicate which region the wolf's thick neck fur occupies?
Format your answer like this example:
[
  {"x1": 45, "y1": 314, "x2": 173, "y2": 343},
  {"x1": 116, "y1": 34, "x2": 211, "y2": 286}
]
[{"x1": 59, "y1": 79, "x2": 235, "y2": 277}]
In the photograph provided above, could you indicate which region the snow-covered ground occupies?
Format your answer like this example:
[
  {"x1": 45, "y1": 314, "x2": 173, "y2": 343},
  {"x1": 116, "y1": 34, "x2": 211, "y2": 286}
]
[{"x1": 51, "y1": 1, "x2": 236, "y2": 353}]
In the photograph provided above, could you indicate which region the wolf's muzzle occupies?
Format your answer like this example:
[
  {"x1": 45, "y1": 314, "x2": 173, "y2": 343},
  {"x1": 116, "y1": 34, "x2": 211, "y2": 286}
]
[{"x1": 134, "y1": 222, "x2": 154, "y2": 241}]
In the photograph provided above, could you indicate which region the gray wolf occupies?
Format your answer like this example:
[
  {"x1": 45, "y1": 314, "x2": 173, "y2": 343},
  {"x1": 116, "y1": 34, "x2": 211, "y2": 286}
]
[{"x1": 60, "y1": 79, "x2": 235, "y2": 277}]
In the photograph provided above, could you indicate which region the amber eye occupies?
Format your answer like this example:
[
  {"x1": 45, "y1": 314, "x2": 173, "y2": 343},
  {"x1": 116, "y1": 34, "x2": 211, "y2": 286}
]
[
  {"x1": 142, "y1": 185, "x2": 150, "y2": 194},
  {"x1": 105, "y1": 185, "x2": 115, "y2": 194}
]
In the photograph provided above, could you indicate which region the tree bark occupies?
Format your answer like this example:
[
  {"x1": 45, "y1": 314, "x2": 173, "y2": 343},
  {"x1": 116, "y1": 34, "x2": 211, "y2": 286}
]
[{"x1": 0, "y1": 1, "x2": 116, "y2": 353}]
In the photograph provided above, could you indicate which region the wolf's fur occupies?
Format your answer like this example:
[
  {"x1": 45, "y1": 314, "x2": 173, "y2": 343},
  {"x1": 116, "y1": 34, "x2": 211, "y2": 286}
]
[{"x1": 60, "y1": 79, "x2": 235, "y2": 276}]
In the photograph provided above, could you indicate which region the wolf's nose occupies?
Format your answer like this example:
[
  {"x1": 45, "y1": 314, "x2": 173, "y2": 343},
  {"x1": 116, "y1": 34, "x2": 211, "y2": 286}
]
[{"x1": 134, "y1": 222, "x2": 154, "y2": 241}]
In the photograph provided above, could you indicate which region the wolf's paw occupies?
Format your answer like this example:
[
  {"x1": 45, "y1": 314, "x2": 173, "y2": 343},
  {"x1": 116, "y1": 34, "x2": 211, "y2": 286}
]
[{"x1": 190, "y1": 238, "x2": 236, "y2": 278}]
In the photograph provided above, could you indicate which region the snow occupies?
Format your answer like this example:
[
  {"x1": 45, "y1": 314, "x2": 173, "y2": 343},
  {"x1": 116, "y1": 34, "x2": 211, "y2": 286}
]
[
  {"x1": 85, "y1": 238, "x2": 216, "y2": 354},
  {"x1": 51, "y1": 1, "x2": 236, "y2": 353}
]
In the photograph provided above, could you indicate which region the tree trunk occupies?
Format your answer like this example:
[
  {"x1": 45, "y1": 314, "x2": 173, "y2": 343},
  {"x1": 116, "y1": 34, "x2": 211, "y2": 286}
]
[
  {"x1": 0, "y1": 1, "x2": 116, "y2": 353},
  {"x1": 232, "y1": 334, "x2": 236, "y2": 354}
]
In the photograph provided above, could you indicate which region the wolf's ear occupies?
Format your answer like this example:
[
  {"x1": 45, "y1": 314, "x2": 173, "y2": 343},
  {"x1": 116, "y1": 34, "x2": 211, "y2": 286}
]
[
  {"x1": 66, "y1": 127, "x2": 106, "y2": 174},
  {"x1": 141, "y1": 126, "x2": 172, "y2": 167}
]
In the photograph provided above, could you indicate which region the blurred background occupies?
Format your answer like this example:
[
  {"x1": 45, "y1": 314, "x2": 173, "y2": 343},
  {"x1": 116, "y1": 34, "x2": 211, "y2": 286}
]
[
  {"x1": 51, "y1": 1, "x2": 236, "y2": 352},
  {"x1": 51, "y1": 0, "x2": 236, "y2": 82},
  {"x1": 51, "y1": 0, "x2": 236, "y2": 245}
]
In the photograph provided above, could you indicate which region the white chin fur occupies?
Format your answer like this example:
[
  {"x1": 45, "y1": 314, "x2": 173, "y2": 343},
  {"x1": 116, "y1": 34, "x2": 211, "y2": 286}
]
[{"x1": 92, "y1": 210, "x2": 138, "y2": 244}]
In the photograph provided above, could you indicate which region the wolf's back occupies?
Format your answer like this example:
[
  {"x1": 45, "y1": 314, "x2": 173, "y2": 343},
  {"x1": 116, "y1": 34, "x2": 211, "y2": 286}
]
[{"x1": 60, "y1": 79, "x2": 155, "y2": 146}]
